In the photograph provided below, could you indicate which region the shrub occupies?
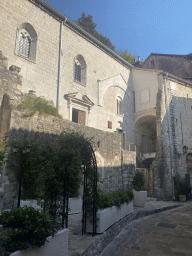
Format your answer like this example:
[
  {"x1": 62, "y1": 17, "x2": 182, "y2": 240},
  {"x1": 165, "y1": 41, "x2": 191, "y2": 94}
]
[
  {"x1": 0, "y1": 206, "x2": 57, "y2": 253},
  {"x1": 0, "y1": 227, "x2": 13, "y2": 256},
  {"x1": 127, "y1": 189, "x2": 134, "y2": 201},
  {"x1": 18, "y1": 96, "x2": 62, "y2": 119},
  {"x1": 97, "y1": 189, "x2": 134, "y2": 210},
  {"x1": 96, "y1": 191, "x2": 114, "y2": 210},
  {"x1": 132, "y1": 170, "x2": 145, "y2": 191}
]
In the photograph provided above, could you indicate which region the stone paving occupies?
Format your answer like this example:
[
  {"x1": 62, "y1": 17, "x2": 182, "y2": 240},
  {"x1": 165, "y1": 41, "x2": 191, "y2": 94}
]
[
  {"x1": 100, "y1": 201, "x2": 192, "y2": 256},
  {"x1": 68, "y1": 199, "x2": 187, "y2": 256}
]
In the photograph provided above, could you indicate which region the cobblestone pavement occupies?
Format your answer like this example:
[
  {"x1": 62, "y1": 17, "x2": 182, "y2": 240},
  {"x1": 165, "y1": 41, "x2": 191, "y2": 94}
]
[
  {"x1": 68, "y1": 199, "x2": 186, "y2": 256},
  {"x1": 99, "y1": 201, "x2": 192, "y2": 256}
]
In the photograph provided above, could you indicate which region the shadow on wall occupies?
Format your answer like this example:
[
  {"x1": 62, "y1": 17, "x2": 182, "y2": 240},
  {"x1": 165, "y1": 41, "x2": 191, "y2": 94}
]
[{"x1": 0, "y1": 126, "x2": 136, "y2": 211}]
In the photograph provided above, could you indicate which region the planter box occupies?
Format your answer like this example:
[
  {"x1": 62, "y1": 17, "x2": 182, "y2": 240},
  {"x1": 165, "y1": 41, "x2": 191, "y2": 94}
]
[
  {"x1": 10, "y1": 229, "x2": 69, "y2": 256},
  {"x1": 87, "y1": 201, "x2": 133, "y2": 233},
  {"x1": 133, "y1": 191, "x2": 147, "y2": 207}
]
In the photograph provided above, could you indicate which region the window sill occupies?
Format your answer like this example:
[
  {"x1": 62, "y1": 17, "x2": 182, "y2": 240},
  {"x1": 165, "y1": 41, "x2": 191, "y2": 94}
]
[
  {"x1": 74, "y1": 80, "x2": 86, "y2": 86},
  {"x1": 15, "y1": 53, "x2": 36, "y2": 64}
]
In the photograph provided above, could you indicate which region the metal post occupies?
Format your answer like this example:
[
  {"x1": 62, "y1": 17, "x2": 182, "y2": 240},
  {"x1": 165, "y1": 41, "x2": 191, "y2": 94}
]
[{"x1": 17, "y1": 153, "x2": 23, "y2": 207}]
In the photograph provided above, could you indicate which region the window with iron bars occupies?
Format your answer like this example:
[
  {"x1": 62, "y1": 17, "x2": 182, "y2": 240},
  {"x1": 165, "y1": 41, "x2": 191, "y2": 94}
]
[
  {"x1": 18, "y1": 33, "x2": 31, "y2": 58},
  {"x1": 74, "y1": 62, "x2": 81, "y2": 82}
]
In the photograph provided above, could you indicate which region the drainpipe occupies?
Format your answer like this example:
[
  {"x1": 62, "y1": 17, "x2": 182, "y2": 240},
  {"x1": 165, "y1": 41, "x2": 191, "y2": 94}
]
[
  {"x1": 163, "y1": 72, "x2": 175, "y2": 200},
  {"x1": 56, "y1": 18, "x2": 67, "y2": 109}
]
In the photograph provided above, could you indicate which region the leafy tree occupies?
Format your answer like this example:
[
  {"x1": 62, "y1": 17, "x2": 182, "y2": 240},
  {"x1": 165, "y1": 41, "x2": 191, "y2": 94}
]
[
  {"x1": 119, "y1": 48, "x2": 136, "y2": 64},
  {"x1": 76, "y1": 12, "x2": 96, "y2": 34},
  {"x1": 76, "y1": 12, "x2": 115, "y2": 51}
]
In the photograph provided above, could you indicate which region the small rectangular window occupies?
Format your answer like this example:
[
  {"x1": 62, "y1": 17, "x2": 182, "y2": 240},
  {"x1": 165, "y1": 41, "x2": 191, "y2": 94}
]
[
  {"x1": 108, "y1": 121, "x2": 112, "y2": 129},
  {"x1": 72, "y1": 109, "x2": 85, "y2": 125}
]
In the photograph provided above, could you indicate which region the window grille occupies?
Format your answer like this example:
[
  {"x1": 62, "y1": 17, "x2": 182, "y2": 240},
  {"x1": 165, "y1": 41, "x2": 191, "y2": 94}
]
[
  {"x1": 18, "y1": 33, "x2": 30, "y2": 58},
  {"x1": 74, "y1": 62, "x2": 81, "y2": 82}
]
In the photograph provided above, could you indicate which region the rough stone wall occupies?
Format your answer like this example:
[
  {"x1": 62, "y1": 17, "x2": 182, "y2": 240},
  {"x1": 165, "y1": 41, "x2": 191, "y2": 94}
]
[
  {"x1": 142, "y1": 54, "x2": 192, "y2": 80},
  {"x1": 0, "y1": 0, "x2": 135, "y2": 149},
  {"x1": 0, "y1": 51, "x2": 22, "y2": 104},
  {"x1": 0, "y1": 0, "x2": 60, "y2": 103},
  {"x1": 1, "y1": 105, "x2": 136, "y2": 210},
  {"x1": 154, "y1": 74, "x2": 192, "y2": 200}
]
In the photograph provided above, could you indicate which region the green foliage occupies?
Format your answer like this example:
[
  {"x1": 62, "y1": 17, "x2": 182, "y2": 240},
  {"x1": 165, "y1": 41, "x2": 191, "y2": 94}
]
[
  {"x1": 76, "y1": 13, "x2": 115, "y2": 51},
  {"x1": 18, "y1": 96, "x2": 62, "y2": 119},
  {"x1": 97, "y1": 189, "x2": 134, "y2": 210},
  {"x1": 119, "y1": 48, "x2": 136, "y2": 64},
  {"x1": 0, "y1": 207, "x2": 57, "y2": 253},
  {"x1": 8, "y1": 130, "x2": 95, "y2": 224},
  {"x1": 0, "y1": 137, "x2": 7, "y2": 169},
  {"x1": 0, "y1": 227, "x2": 13, "y2": 256},
  {"x1": 132, "y1": 170, "x2": 145, "y2": 191},
  {"x1": 9, "y1": 139, "x2": 44, "y2": 200},
  {"x1": 173, "y1": 174, "x2": 191, "y2": 200},
  {"x1": 76, "y1": 12, "x2": 97, "y2": 34},
  {"x1": 96, "y1": 191, "x2": 114, "y2": 210}
]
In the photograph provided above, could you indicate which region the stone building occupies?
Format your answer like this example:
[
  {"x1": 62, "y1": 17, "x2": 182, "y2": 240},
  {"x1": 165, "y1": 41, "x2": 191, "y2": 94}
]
[
  {"x1": 142, "y1": 53, "x2": 192, "y2": 82},
  {"x1": 1, "y1": 0, "x2": 192, "y2": 208}
]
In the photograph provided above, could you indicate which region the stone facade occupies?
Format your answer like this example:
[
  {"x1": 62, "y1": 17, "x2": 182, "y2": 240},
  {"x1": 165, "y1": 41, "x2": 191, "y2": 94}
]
[
  {"x1": 142, "y1": 53, "x2": 192, "y2": 81},
  {"x1": 1, "y1": 0, "x2": 192, "y2": 204},
  {"x1": 0, "y1": 97, "x2": 136, "y2": 210},
  {"x1": 0, "y1": 51, "x2": 136, "y2": 210},
  {"x1": 154, "y1": 74, "x2": 192, "y2": 199}
]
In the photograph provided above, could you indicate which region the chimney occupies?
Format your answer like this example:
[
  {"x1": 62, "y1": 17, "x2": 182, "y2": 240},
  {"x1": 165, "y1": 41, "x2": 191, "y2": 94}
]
[{"x1": 138, "y1": 56, "x2": 140, "y2": 62}]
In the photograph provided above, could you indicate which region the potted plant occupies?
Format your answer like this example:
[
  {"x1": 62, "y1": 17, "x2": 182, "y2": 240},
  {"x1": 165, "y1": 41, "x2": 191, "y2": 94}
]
[
  {"x1": 174, "y1": 174, "x2": 191, "y2": 202},
  {"x1": 87, "y1": 189, "x2": 134, "y2": 233},
  {"x1": 132, "y1": 170, "x2": 147, "y2": 207}
]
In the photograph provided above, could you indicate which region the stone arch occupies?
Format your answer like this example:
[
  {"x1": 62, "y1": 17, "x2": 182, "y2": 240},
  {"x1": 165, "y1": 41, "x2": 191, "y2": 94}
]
[
  {"x1": 16, "y1": 23, "x2": 37, "y2": 62},
  {"x1": 98, "y1": 74, "x2": 132, "y2": 107},
  {"x1": 102, "y1": 85, "x2": 126, "y2": 114}
]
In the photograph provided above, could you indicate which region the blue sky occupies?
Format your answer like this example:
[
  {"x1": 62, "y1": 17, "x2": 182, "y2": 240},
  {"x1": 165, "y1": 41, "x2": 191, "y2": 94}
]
[{"x1": 45, "y1": 0, "x2": 192, "y2": 61}]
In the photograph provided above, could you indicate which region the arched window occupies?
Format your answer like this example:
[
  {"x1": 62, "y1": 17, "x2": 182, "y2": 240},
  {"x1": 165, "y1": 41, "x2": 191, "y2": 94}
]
[
  {"x1": 74, "y1": 59, "x2": 81, "y2": 82},
  {"x1": 16, "y1": 23, "x2": 37, "y2": 62},
  {"x1": 74, "y1": 55, "x2": 87, "y2": 86},
  {"x1": 117, "y1": 96, "x2": 122, "y2": 115},
  {"x1": 18, "y1": 31, "x2": 31, "y2": 58}
]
